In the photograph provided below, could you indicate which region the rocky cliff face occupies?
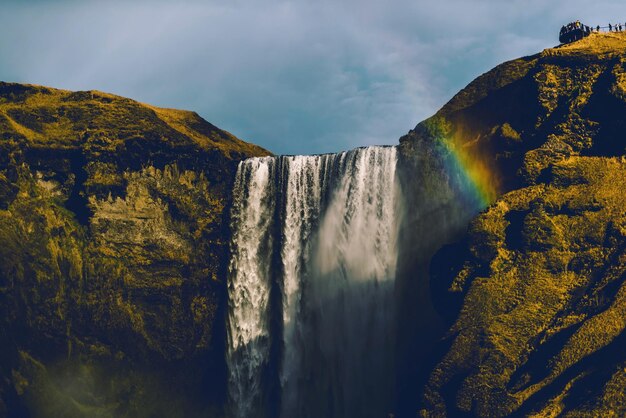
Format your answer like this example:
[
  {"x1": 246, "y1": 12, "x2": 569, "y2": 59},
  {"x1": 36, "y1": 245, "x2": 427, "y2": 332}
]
[
  {"x1": 399, "y1": 32, "x2": 626, "y2": 416},
  {"x1": 0, "y1": 82, "x2": 268, "y2": 417}
]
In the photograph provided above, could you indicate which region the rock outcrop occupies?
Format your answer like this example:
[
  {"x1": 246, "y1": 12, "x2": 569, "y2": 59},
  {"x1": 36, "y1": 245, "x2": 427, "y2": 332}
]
[
  {"x1": 0, "y1": 82, "x2": 268, "y2": 417},
  {"x1": 400, "y1": 32, "x2": 626, "y2": 417}
]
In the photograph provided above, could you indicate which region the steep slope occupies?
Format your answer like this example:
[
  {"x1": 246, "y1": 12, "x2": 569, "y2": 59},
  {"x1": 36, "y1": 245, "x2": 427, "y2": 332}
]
[
  {"x1": 399, "y1": 32, "x2": 626, "y2": 416},
  {"x1": 0, "y1": 82, "x2": 269, "y2": 417}
]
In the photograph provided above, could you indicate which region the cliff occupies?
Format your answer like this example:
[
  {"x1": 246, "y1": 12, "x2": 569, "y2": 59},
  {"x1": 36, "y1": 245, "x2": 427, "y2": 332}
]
[
  {"x1": 399, "y1": 32, "x2": 626, "y2": 416},
  {"x1": 5, "y1": 30, "x2": 626, "y2": 418},
  {"x1": 0, "y1": 82, "x2": 268, "y2": 417}
]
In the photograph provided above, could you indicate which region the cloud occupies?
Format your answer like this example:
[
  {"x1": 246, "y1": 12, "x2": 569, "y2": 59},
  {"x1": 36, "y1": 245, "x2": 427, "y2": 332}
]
[{"x1": 0, "y1": 0, "x2": 622, "y2": 154}]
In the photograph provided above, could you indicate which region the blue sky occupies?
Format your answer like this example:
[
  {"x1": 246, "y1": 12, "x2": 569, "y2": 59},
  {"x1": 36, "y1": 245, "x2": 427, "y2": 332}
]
[{"x1": 1, "y1": 0, "x2": 624, "y2": 154}]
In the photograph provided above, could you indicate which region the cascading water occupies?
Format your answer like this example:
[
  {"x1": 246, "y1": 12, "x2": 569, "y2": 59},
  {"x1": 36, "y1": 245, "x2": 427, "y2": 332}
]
[
  {"x1": 227, "y1": 146, "x2": 400, "y2": 418},
  {"x1": 226, "y1": 157, "x2": 277, "y2": 418}
]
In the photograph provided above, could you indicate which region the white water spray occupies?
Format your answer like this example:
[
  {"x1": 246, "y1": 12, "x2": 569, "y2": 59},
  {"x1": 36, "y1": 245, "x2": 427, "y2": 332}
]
[{"x1": 227, "y1": 146, "x2": 400, "y2": 418}]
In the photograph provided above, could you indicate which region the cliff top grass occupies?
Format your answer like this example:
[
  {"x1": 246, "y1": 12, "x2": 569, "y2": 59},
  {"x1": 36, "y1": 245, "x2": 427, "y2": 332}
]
[
  {"x1": 553, "y1": 31, "x2": 626, "y2": 57},
  {"x1": 0, "y1": 82, "x2": 269, "y2": 158},
  {"x1": 437, "y1": 32, "x2": 626, "y2": 118}
]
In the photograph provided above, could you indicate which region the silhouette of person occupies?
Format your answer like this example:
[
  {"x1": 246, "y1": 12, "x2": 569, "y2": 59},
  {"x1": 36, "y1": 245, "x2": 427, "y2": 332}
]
[
  {"x1": 620, "y1": 24, "x2": 623, "y2": 31},
  {"x1": 609, "y1": 23, "x2": 613, "y2": 31},
  {"x1": 597, "y1": 25, "x2": 600, "y2": 32}
]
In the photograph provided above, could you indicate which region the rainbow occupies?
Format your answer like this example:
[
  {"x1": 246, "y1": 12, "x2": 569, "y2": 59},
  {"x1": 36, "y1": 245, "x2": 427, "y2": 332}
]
[
  {"x1": 426, "y1": 117, "x2": 500, "y2": 210},
  {"x1": 441, "y1": 137, "x2": 498, "y2": 208}
]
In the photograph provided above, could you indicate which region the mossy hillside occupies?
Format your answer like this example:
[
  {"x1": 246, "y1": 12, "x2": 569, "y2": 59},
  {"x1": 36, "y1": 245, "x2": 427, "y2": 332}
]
[
  {"x1": 0, "y1": 82, "x2": 269, "y2": 417},
  {"x1": 425, "y1": 157, "x2": 626, "y2": 416},
  {"x1": 404, "y1": 33, "x2": 626, "y2": 416}
]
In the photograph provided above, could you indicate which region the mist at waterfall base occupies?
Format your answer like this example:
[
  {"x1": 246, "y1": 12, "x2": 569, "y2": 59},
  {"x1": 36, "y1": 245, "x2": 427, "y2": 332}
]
[{"x1": 227, "y1": 147, "x2": 400, "y2": 418}]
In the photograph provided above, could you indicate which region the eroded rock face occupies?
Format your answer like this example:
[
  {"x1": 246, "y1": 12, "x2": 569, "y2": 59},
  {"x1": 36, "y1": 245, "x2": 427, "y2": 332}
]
[
  {"x1": 0, "y1": 82, "x2": 268, "y2": 417},
  {"x1": 426, "y1": 157, "x2": 626, "y2": 417},
  {"x1": 401, "y1": 33, "x2": 626, "y2": 417}
]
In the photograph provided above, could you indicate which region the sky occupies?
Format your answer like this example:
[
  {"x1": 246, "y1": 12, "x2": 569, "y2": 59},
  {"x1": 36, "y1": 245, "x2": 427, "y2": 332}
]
[{"x1": 0, "y1": 1, "x2": 624, "y2": 155}]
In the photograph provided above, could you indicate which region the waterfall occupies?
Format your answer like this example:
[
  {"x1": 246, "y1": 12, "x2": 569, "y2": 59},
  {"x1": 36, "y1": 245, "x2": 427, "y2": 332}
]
[
  {"x1": 226, "y1": 157, "x2": 277, "y2": 418},
  {"x1": 227, "y1": 146, "x2": 400, "y2": 418}
]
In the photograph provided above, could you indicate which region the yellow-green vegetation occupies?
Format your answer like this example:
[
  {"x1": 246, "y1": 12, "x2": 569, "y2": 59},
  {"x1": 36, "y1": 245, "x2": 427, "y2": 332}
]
[
  {"x1": 0, "y1": 83, "x2": 268, "y2": 157},
  {"x1": 400, "y1": 32, "x2": 626, "y2": 417},
  {"x1": 425, "y1": 157, "x2": 626, "y2": 416},
  {"x1": 0, "y1": 82, "x2": 269, "y2": 417}
]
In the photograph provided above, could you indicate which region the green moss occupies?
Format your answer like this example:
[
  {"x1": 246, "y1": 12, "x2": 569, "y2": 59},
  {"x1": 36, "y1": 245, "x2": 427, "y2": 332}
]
[
  {"x1": 425, "y1": 157, "x2": 626, "y2": 416},
  {"x1": 0, "y1": 82, "x2": 268, "y2": 416},
  {"x1": 409, "y1": 33, "x2": 626, "y2": 417}
]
